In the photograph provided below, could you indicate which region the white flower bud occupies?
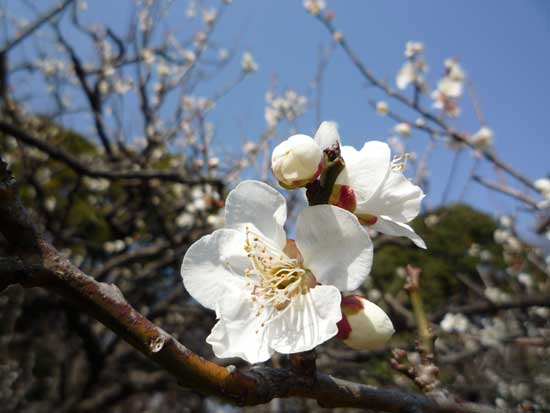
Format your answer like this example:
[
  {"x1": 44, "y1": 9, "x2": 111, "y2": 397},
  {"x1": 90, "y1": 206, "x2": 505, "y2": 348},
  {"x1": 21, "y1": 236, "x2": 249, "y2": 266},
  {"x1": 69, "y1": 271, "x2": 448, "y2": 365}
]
[
  {"x1": 241, "y1": 52, "x2": 258, "y2": 73},
  {"x1": 271, "y1": 134, "x2": 322, "y2": 189},
  {"x1": 471, "y1": 126, "x2": 494, "y2": 149},
  {"x1": 337, "y1": 295, "x2": 395, "y2": 350},
  {"x1": 534, "y1": 178, "x2": 550, "y2": 198}
]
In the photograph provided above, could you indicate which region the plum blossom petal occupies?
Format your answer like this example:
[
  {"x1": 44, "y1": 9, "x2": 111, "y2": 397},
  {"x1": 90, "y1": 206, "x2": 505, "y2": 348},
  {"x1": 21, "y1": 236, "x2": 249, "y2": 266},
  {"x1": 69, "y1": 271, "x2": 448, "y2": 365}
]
[
  {"x1": 396, "y1": 61, "x2": 416, "y2": 89},
  {"x1": 181, "y1": 229, "x2": 249, "y2": 310},
  {"x1": 356, "y1": 169, "x2": 424, "y2": 223},
  {"x1": 270, "y1": 285, "x2": 341, "y2": 354},
  {"x1": 337, "y1": 141, "x2": 391, "y2": 206},
  {"x1": 296, "y1": 205, "x2": 373, "y2": 291},
  {"x1": 206, "y1": 285, "x2": 273, "y2": 363},
  {"x1": 314, "y1": 120, "x2": 340, "y2": 150},
  {"x1": 225, "y1": 180, "x2": 287, "y2": 249},
  {"x1": 371, "y1": 217, "x2": 427, "y2": 249}
]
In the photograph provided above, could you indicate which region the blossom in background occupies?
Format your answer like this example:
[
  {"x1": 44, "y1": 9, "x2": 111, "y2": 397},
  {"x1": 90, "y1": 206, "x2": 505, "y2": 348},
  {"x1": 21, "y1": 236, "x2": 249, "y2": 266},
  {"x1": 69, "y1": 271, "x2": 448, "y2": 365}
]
[
  {"x1": 534, "y1": 178, "x2": 550, "y2": 198},
  {"x1": 396, "y1": 61, "x2": 415, "y2": 90},
  {"x1": 303, "y1": 0, "x2": 326, "y2": 15},
  {"x1": 241, "y1": 51, "x2": 258, "y2": 73},
  {"x1": 431, "y1": 58, "x2": 465, "y2": 117},
  {"x1": 314, "y1": 121, "x2": 426, "y2": 248},
  {"x1": 471, "y1": 126, "x2": 494, "y2": 149},
  {"x1": 271, "y1": 134, "x2": 323, "y2": 189},
  {"x1": 181, "y1": 180, "x2": 373, "y2": 363},
  {"x1": 396, "y1": 42, "x2": 428, "y2": 91},
  {"x1": 337, "y1": 295, "x2": 394, "y2": 350},
  {"x1": 440, "y1": 313, "x2": 470, "y2": 333},
  {"x1": 264, "y1": 89, "x2": 307, "y2": 132},
  {"x1": 394, "y1": 122, "x2": 412, "y2": 137},
  {"x1": 404, "y1": 41, "x2": 424, "y2": 58},
  {"x1": 376, "y1": 101, "x2": 389, "y2": 115}
]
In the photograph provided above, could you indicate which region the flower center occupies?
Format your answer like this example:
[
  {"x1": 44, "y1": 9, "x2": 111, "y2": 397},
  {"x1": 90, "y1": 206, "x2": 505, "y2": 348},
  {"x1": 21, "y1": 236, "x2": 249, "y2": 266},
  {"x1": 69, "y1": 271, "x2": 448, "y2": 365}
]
[{"x1": 244, "y1": 226, "x2": 311, "y2": 313}]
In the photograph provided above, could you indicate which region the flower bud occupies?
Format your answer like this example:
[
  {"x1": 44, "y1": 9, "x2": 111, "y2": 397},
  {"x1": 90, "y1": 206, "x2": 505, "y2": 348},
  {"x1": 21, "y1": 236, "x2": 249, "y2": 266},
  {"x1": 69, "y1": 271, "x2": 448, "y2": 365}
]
[
  {"x1": 271, "y1": 134, "x2": 322, "y2": 189},
  {"x1": 336, "y1": 295, "x2": 394, "y2": 350},
  {"x1": 376, "y1": 101, "x2": 389, "y2": 115},
  {"x1": 394, "y1": 122, "x2": 412, "y2": 137},
  {"x1": 471, "y1": 126, "x2": 493, "y2": 149}
]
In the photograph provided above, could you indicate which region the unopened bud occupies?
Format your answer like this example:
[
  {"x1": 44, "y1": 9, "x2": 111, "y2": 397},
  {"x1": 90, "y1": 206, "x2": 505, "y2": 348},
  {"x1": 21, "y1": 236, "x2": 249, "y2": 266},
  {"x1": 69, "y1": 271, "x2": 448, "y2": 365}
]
[
  {"x1": 471, "y1": 126, "x2": 493, "y2": 149},
  {"x1": 376, "y1": 101, "x2": 389, "y2": 116},
  {"x1": 394, "y1": 122, "x2": 412, "y2": 137},
  {"x1": 271, "y1": 134, "x2": 323, "y2": 189},
  {"x1": 337, "y1": 295, "x2": 395, "y2": 350}
]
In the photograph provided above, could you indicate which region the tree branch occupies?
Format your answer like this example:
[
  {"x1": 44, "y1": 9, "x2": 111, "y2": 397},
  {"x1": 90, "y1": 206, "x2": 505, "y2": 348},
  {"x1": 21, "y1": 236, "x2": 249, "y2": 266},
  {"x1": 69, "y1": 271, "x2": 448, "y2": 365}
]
[
  {"x1": 472, "y1": 175, "x2": 539, "y2": 208},
  {"x1": 0, "y1": 0, "x2": 76, "y2": 54},
  {"x1": 316, "y1": 13, "x2": 537, "y2": 193},
  {"x1": 0, "y1": 120, "x2": 220, "y2": 186}
]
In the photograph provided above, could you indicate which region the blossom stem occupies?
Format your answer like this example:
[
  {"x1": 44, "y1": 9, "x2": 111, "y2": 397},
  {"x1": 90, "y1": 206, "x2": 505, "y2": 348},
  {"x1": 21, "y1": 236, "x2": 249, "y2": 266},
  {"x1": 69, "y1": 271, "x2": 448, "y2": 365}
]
[
  {"x1": 405, "y1": 265, "x2": 433, "y2": 354},
  {"x1": 306, "y1": 155, "x2": 344, "y2": 205}
]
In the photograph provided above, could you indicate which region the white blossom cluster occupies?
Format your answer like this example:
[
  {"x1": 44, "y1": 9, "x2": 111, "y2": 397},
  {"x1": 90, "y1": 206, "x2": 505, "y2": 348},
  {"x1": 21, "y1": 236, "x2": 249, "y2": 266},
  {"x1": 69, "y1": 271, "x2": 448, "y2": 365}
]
[{"x1": 180, "y1": 121, "x2": 427, "y2": 363}]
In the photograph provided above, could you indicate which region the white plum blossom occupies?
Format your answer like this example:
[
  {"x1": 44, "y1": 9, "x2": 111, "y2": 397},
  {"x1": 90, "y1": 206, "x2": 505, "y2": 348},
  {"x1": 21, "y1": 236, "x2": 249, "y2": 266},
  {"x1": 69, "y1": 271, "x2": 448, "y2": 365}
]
[
  {"x1": 208, "y1": 157, "x2": 220, "y2": 169},
  {"x1": 314, "y1": 121, "x2": 426, "y2": 248},
  {"x1": 499, "y1": 215, "x2": 513, "y2": 228},
  {"x1": 517, "y1": 272, "x2": 533, "y2": 289},
  {"x1": 471, "y1": 126, "x2": 494, "y2": 149},
  {"x1": 396, "y1": 61, "x2": 416, "y2": 90},
  {"x1": 440, "y1": 313, "x2": 470, "y2": 333},
  {"x1": 424, "y1": 214, "x2": 440, "y2": 228},
  {"x1": 241, "y1": 52, "x2": 258, "y2": 73},
  {"x1": 396, "y1": 47, "x2": 428, "y2": 91},
  {"x1": 337, "y1": 295, "x2": 394, "y2": 350},
  {"x1": 271, "y1": 134, "x2": 323, "y2": 189},
  {"x1": 264, "y1": 89, "x2": 307, "y2": 132},
  {"x1": 394, "y1": 122, "x2": 412, "y2": 137},
  {"x1": 44, "y1": 196, "x2": 57, "y2": 212},
  {"x1": 404, "y1": 41, "x2": 424, "y2": 58},
  {"x1": 304, "y1": 0, "x2": 326, "y2": 15},
  {"x1": 141, "y1": 48, "x2": 155, "y2": 65},
  {"x1": 485, "y1": 287, "x2": 510, "y2": 304},
  {"x1": 534, "y1": 178, "x2": 550, "y2": 198},
  {"x1": 181, "y1": 180, "x2": 373, "y2": 363},
  {"x1": 480, "y1": 318, "x2": 507, "y2": 347},
  {"x1": 243, "y1": 141, "x2": 258, "y2": 154},
  {"x1": 202, "y1": 8, "x2": 217, "y2": 27},
  {"x1": 431, "y1": 58, "x2": 465, "y2": 117}
]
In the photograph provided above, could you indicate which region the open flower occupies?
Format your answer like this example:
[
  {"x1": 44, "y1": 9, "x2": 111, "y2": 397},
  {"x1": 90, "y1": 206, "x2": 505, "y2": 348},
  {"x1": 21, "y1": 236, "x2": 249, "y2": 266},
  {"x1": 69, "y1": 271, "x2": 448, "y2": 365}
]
[
  {"x1": 314, "y1": 122, "x2": 426, "y2": 248},
  {"x1": 471, "y1": 126, "x2": 494, "y2": 149},
  {"x1": 181, "y1": 180, "x2": 373, "y2": 363}
]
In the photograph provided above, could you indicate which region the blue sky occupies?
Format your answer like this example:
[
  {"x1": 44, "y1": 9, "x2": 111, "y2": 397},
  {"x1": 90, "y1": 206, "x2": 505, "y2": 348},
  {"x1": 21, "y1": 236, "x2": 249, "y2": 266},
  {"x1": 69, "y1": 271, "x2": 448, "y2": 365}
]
[{"x1": 5, "y1": 0, "x2": 550, "y2": 238}]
